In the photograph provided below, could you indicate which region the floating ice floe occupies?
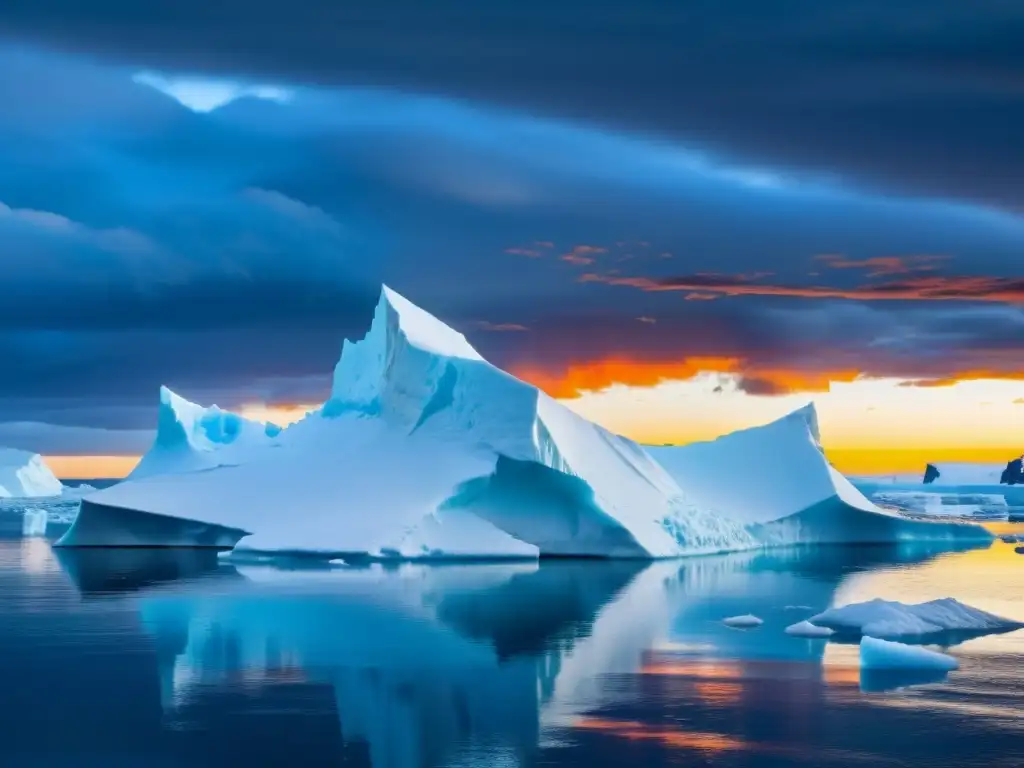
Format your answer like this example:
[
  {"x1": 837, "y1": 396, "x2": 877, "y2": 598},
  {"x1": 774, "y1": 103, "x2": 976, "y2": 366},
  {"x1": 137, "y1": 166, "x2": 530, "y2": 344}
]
[
  {"x1": 808, "y1": 597, "x2": 1023, "y2": 640},
  {"x1": 21, "y1": 508, "x2": 48, "y2": 537},
  {"x1": 872, "y1": 491, "x2": 1010, "y2": 521},
  {"x1": 853, "y1": 458, "x2": 1024, "y2": 522},
  {"x1": 58, "y1": 286, "x2": 996, "y2": 557},
  {"x1": 859, "y1": 637, "x2": 958, "y2": 671},
  {"x1": 722, "y1": 614, "x2": 763, "y2": 628},
  {"x1": 784, "y1": 620, "x2": 834, "y2": 638},
  {"x1": 0, "y1": 448, "x2": 63, "y2": 498}
]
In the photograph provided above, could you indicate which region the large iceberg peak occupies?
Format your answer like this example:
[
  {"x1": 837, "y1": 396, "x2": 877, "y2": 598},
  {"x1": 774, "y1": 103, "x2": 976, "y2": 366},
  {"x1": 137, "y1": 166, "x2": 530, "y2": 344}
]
[
  {"x1": 0, "y1": 447, "x2": 63, "y2": 498},
  {"x1": 330, "y1": 285, "x2": 485, "y2": 411},
  {"x1": 378, "y1": 285, "x2": 484, "y2": 362}
]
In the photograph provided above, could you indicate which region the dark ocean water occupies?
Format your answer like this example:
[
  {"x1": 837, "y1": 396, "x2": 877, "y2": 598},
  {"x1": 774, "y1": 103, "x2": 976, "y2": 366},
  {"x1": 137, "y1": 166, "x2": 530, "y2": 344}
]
[{"x1": 0, "y1": 514, "x2": 1022, "y2": 767}]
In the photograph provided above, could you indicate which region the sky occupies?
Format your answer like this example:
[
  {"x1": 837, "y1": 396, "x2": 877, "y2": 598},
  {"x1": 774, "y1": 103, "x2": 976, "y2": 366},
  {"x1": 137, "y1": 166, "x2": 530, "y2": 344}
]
[{"x1": 0, "y1": 0, "x2": 1022, "y2": 478}]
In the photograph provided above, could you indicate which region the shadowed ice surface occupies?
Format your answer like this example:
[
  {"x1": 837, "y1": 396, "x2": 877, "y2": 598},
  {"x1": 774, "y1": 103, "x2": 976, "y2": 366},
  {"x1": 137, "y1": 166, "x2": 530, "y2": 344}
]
[{"x1": 0, "y1": 512, "x2": 1021, "y2": 767}]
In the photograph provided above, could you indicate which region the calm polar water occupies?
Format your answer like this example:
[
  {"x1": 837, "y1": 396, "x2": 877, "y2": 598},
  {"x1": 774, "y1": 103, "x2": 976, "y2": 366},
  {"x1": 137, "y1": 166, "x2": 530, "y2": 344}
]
[{"x1": 0, "y1": 512, "x2": 1022, "y2": 767}]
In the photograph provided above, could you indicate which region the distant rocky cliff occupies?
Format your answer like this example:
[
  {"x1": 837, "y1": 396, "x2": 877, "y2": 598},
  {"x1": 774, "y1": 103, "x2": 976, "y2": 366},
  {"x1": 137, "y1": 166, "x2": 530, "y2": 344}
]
[{"x1": 1001, "y1": 457, "x2": 1024, "y2": 486}]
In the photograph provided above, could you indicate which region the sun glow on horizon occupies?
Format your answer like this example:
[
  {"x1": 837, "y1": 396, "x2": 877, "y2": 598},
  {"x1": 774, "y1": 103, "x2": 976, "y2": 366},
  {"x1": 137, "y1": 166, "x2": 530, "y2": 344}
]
[
  {"x1": 236, "y1": 402, "x2": 318, "y2": 427},
  {"x1": 43, "y1": 377, "x2": 1022, "y2": 479}
]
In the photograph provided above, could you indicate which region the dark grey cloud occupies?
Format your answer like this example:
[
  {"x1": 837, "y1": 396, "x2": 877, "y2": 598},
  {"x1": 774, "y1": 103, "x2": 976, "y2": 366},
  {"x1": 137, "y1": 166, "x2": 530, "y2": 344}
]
[
  {"x1": 0, "y1": 422, "x2": 152, "y2": 455},
  {"x1": 0, "y1": 36, "x2": 1021, "y2": 452},
  {"x1": 1, "y1": 1, "x2": 1022, "y2": 209}
]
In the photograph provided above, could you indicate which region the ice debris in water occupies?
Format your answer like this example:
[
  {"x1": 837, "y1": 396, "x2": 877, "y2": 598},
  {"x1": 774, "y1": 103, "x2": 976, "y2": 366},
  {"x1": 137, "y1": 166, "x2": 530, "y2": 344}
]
[
  {"x1": 860, "y1": 637, "x2": 958, "y2": 671},
  {"x1": 722, "y1": 614, "x2": 763, "y2": 628},
  {"x1": 784, "y1": 620, "x2": 834, "y2": 638},
  {"x1": 22, "y1": 508, "x2": 48, "y2": 537},
  {"x1": 809, "y1": 597, "x2": 1023, "y2": 640}
]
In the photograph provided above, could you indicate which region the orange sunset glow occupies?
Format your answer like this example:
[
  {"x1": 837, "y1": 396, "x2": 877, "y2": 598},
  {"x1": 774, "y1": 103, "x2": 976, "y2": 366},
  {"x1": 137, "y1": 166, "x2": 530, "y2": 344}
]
[{"x1": 44, "y1": 372, "x2": 1023, "y2": 478}]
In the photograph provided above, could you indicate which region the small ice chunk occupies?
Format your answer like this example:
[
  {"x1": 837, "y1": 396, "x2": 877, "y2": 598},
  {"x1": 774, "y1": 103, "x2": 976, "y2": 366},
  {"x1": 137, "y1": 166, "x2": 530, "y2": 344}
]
[
  {"x1": 22, "y1": 508, "x2": 48, "y2": 537},
  {"x1": 860, "y1": 637, "x2": 958, "y2": 671},
  {"x1": 808, "y1": 597, "x2": 1022, "y2": 639},
  {"x1": 998, "y1": 533, "x2": 1024, "y2": 544},
  {"x1": 785, "y1": 620, "x2": 834, "y2": 638},
  {"x1": 722, "y1": 614, "x2": 763, "y2": 628}
]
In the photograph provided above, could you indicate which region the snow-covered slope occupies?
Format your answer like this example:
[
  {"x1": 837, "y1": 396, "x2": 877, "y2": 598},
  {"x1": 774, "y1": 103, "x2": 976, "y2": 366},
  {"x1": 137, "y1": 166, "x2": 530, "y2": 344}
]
[
  {"x1": 645, "y1": 405, "x2": 987, "y2": 544},
  {"x1": 61, "y1": 287, "x2": 993, "y2": 555},
  {"x1": 0, "y1": 448, "x2": 63, "y2": 498},
  {"x1": 128, "y1": 386, "x2": 281, "y2": 480}
]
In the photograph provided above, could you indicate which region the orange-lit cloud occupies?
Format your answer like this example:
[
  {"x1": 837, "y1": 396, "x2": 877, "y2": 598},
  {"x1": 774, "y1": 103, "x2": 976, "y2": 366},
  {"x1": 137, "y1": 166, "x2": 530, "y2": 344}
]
[
  {"x1": 816, "y1": 253, "x2": 947, "y2": 276},
  {"x1": 1015, "y1": 398, "x2": 1024, "y2": 405},
  {"x1": 510, "y1": 356, "x2": 866, "y2": 399},
  {"x1": 578, "y1": 270, "x2": 1024, "y2": 303},
  {"x1": 512, "y1": 357, "x2": 739, "y2": 398},
  {"x1": 897, "y1": 371, "x2": 1024, "y2": 388},
  {"x1": 561, "y1": 244, "x2": 607, "y2": 265}
]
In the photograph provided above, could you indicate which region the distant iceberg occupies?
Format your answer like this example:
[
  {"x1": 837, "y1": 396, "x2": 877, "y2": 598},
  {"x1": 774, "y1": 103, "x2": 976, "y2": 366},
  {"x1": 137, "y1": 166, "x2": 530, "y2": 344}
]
[
  {"x1": 0, "y1": 448, "x2": 63, "y2": 498},
  {"x1": 59, "y1": 286, "x2": 995, "y2": 557},
  {"x1": 808, "y1": 597, "x2": 1023, "y2": 640},
  {"x1": 924, "y1": 459, "x2": 1023, "y2": 486}
]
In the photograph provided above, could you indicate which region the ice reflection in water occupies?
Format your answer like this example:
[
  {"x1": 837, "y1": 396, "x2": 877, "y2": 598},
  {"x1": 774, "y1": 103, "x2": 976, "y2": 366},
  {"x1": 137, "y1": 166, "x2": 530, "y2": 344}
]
[{"x1": 10, "y1": 530, "x2": 1020, "y2": 767}]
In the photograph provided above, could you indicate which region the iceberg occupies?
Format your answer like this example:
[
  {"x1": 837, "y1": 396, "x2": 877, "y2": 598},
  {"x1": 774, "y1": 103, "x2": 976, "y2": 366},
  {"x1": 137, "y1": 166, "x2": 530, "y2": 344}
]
[
  {"x1": 722, "y1": 614, "x2": 763, "y2": 628},
  {"x1": 859, "y1": 637, "x2": 958, "y2": 671},
  {"x1": 64, "y1": 286, "x2": 750, "y2": 556},
  {"x1": 128, "y1": 386, "x2": 281, "y2": 480},
  {"x1": 646, "y1": 405, "x2": 992, "y2": 545},
  {"x1": 59, "y1": 286, "x2": 994, "y2": 556},
  {"x1": 808, "y1": 597, "x2": 1023, "y2": 640},
  {"x1": 0, "y1": 448, "x2": 63, "y2": 498}
]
